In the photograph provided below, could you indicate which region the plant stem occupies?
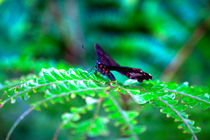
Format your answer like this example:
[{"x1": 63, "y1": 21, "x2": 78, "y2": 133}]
[
  {"x1": 52, "y1": 125, "x2": 62, "y2": 140},
  {"x1": 160, "y1": 21, "x2": 207, "y2": 82},
  {"x1": 6, "y1": 107, "x2": 34, "y2": 140},
  {"x1": 106, "y1": 90, "x2": 139, "y2": 140},
  {"x1": 84, "y1": 98, "x2": 103, "y2": 139},
  {"x1": 1, "y1": 79, "x2": 104, "y2": 107},
  {"x1": 157, "y1": 97, "x2": 198, "y2": 140},
  {"x1": 5, "y1": 87, "x2": 108, "y2": 140},
  {"x1": 165, "y1": 89, "x2": 210, "y2": 104}
]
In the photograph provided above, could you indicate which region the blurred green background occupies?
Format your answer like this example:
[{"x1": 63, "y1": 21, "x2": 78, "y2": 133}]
[{"x1": 0, "y1": 0, "x2": 209, "y2": 140}]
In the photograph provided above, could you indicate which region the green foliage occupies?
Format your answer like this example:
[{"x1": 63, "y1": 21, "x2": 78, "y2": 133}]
[
  {"x1": 0, "y1": 57, "x2": 69, "y2": 82},
  {"x1": 61, "y1": 99, "x2": 109, "y2": 138},
  {"x1": 84, "y1": 0, "x2": 210, "y2": 83},
  {"x1": 0, "y1": 0, "x2": 209, "y2": 140},
  {"x1": 0, "y1": 68, "x2": 209, "y2": 140}
]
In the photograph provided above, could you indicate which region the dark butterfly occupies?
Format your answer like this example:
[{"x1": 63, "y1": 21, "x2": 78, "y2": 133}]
[{"x1": 95, "y1": 43, "x2": 153, "y2": 83}]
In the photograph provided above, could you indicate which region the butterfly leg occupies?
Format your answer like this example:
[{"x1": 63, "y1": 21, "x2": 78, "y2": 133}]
[{"x1": 106, "y1": 72, "x2": 116, "y2": 81}]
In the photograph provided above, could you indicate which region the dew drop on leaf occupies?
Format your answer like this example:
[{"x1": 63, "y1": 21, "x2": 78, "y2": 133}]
[
  {"x1": 86, "y1": 97, "x2": 98, "y2": 105},
  {"x1": 182, "y1": 82, "x2": 189, "y2": 86},
  {"x1": 71, "y1": 93, "x2": 76, "y2": 99},
  {"x1": 11, "y1": 98, "x2": 16, "y2": 104},
  {"x1": 204, "y1": 93, "x2": 209, "y2": 99}
]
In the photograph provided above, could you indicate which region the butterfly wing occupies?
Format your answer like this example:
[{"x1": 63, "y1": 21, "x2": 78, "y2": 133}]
[
  {"x1": 95, "y1": 43, "x2": 119, "y2": 66},
  {"x1": 94, "y1": 43, "x2": 153, "y2": 83},
  {"x1": 107, "y1": 65, "x2": 153, "y2": 83},
  {"x1": 94, "y1": 43, "x2": 119, "y2": 81}
]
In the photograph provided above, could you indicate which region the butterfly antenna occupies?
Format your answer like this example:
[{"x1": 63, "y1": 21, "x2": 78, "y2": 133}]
[
  {"x1": 81, "y1": 44, "x2": 95, "y2": 60},
  {"x1": 80, "y1": 44, "x2": 98, "y2": 77}
]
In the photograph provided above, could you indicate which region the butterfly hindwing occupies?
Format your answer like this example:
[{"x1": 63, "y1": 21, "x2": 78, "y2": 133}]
[{"x1": 107, "y1": 65, "x2": 152, "y2": 83}]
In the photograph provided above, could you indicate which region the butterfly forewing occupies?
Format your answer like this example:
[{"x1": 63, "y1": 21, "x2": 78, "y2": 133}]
[{"x1": 95, "y1": 44, "x2": 119, "y2": 66}]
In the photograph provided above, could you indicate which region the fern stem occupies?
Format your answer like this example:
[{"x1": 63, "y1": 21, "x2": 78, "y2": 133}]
[
  {"x1": 52, "y1": 125, "x2": 62, "y2": 140},
  {"x1": 123, "y1": 84, "x2": 209, "y2": 105},
  {"x1": 157, "y1": 97, "x2": 198, "y2": 140},
  {"x1": 84, "y1": 98, "x2": 103, "y2": 139},
  {"x1": 5, "y1": 87, "x2": 108, "y2": 140},
  {"x1": 0, "y1": 82, "x2": 23, "y2": 93},
  {"x1": 94, "y1": 98, "x2": 103, "y2": 118},
  {"x1": 160, "y1": 22, "x2": 206, "y2": 82},
  {"x1": 106, "y1": 90, "x2": 139, "y2": 140},
  {"x1": 1, "y1": 79, "x2": 101, "y2": 107},
  {"x1": 166, "y1": 89, "x2": 210, "y2": 104},
  {"x1": 6, "y1": 106, "x2": 34, "y2": 140}
]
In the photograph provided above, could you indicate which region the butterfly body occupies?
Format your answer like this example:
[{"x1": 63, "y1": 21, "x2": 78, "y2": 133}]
[
  {"x1": 95, "y1": 44, "x2": 153, "y2": 83},
  {"x1": 96, "y1": 61, "x2": 116, "y2": 81}
]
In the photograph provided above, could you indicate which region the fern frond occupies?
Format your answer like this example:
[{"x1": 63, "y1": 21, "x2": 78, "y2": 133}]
[
  {"x1": 156, "y1": 96, "x2": 199, "y2": 140},
  {"x1": 105, "y1": 90, "x2": 144, "y2": 140},
  {"x1": 121, "y1": 79, "x2": 209, "y2": 139},
  {"x1": 0, "y1": 68, "x2": 209, "y2": 140},
  {"x1": 61, "y1": 97, "x2": 109, "y2": 138}
]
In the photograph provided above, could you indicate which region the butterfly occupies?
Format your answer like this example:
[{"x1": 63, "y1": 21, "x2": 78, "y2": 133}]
[{"x1": 95, "y1": 43, "x2": 153, "y2": 83}]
